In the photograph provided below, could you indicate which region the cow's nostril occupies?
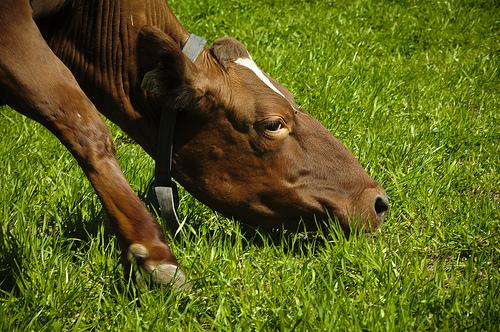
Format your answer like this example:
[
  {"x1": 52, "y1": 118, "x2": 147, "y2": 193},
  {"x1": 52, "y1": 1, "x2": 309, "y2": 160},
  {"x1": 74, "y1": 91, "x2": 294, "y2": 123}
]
[{"x1": 374, "y1": 196, "x2": 389, "y2": 218}]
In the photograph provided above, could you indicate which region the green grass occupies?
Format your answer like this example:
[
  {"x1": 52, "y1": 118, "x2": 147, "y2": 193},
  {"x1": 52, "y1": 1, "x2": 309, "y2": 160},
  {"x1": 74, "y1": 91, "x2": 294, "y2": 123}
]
[{"x1": 1, "y1": 0, "x2": 499, "y2": 330}]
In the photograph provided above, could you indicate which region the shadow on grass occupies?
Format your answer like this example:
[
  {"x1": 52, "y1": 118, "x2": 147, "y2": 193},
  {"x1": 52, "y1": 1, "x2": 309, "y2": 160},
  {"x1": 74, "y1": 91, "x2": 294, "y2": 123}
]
[
  {"x1": 0, "y1": 188, "x2": 352, "y2": 298},
  {"x1": 0, "y1": 202, "x2": 113, "y2": 295},
  {"x1": 139, "y1": 183, "x2": 355, "y2": 259}
]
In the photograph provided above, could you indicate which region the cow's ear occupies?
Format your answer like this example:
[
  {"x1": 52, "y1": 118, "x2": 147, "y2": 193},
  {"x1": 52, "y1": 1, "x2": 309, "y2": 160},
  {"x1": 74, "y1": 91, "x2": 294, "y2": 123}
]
[
  {"x1": 210, "y1": 37, "x2": 250, "y2": 68},
  {"x1": 137, "y1": 26, "x2": 198, "y2": 100}
]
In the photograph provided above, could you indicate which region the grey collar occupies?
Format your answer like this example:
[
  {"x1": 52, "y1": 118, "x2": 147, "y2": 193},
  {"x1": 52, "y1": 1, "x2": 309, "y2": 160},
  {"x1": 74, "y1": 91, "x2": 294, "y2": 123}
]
[{"x1": 182, "y1": 34, "x2": 206, "y2": 62}]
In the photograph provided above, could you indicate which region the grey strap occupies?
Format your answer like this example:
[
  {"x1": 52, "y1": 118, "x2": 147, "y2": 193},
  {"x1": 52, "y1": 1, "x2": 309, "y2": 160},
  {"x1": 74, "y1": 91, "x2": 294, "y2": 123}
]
[
  {"x1": 148, "y1": 105, "x2": 180, "y2": 233},
  {"x1": 149, "y1": 32, "x2": 206, "y2": 234},
  {"x1": 182, "y1": 34, "x2": 207, "y2": 61}
]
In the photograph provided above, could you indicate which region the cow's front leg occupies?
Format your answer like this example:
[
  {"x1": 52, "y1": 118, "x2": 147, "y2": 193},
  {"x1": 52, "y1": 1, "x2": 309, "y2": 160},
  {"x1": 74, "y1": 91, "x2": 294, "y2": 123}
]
[
  {"x1": 0, "y1": 2, "x2": 186, "y2": 288},
  {"x1": 71, "y1": 122, "x2": 186, "y2": 288}
]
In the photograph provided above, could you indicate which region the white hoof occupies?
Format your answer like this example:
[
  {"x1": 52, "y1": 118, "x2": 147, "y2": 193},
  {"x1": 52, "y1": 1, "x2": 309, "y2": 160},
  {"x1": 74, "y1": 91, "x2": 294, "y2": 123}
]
[
  {"x1": 145, "y1": 263, "x2": 189, "y2": 289},
  {"x1": 128, "y1": 243, "x2": 189, "y2": 289}
]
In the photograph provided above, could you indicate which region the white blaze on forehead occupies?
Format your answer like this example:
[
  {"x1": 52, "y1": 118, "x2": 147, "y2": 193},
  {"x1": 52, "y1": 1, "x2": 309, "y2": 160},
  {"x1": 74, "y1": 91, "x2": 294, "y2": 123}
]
[
  {"x1": 235, "y1": 57, "x2": 286, "y2": 98},
  {"x1": 235, "y1": 57, "x2": 297, "y2": 111}
]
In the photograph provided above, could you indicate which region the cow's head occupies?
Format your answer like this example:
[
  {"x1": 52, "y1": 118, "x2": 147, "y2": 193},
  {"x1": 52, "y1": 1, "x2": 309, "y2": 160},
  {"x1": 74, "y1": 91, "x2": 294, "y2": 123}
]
[{"x1": 138, "y1": 27, "x2": 388, "y2": 233}]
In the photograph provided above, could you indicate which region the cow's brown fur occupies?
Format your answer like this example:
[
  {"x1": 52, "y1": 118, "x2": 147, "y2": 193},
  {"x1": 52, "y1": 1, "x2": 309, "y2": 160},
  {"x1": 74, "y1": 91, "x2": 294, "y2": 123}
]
[{"x1": 0, "y1": 0, "x2": 388, "y2": 286}]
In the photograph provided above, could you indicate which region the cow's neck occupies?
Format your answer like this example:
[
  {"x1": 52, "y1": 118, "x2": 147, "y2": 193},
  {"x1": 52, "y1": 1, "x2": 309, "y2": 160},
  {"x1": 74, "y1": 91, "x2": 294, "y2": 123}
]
[{"x1": 40, "y1": 0, "x2": 190, "y2": 156}]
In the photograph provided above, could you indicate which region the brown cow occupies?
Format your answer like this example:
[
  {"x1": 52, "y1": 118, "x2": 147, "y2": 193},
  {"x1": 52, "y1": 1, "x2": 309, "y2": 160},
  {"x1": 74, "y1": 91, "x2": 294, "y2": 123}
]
[{"x1": 0, "y1": 0, "x2": 388, "y2": 288}]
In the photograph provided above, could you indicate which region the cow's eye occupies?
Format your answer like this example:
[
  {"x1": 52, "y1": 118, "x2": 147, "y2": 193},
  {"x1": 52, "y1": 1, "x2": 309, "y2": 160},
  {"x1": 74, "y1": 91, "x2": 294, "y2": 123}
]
[
  {"x1": 254, "y1": 117, "x2": 289, "y2": 139},
  {"x1": 263, "y1": 119, "x2": 282, "y2": 132}
]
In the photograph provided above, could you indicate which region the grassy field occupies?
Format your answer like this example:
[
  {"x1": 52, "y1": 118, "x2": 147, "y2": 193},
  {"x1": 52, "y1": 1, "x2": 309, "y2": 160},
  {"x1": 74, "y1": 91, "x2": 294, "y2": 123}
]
[{"x1": 1, "y1": 0, "x2": 498, "y2": 330}]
